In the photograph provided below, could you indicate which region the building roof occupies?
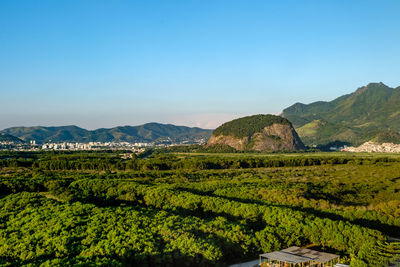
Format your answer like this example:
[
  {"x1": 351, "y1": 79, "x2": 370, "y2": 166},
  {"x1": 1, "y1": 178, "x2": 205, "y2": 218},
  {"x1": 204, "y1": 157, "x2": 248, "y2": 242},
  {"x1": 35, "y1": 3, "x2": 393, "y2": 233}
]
[
  {"x1": 260, "y1": 246, "x2": 339, "y2": 264},
  {"x1": 259, "y1": 251, "x2": 313, "y2": 264}
]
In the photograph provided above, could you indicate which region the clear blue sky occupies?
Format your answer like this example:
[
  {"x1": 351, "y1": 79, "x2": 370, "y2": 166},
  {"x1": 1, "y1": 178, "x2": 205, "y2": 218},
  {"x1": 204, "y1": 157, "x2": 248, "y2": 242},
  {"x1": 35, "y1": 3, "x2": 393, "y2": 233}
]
[{"x1": 1, "y1": 0, "x2": 400, "y2": 129}]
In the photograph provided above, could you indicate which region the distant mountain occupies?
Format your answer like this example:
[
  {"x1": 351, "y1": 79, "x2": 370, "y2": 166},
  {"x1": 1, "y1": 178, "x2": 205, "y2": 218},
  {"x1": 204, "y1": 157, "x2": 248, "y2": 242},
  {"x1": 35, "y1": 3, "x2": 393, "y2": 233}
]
[
  {"x1": 1, "y1": 123, "x2": 213, "y2": 144},
  {"x1": 206, "y1": 114, "x2": 305, "y2": 151},
  {"x1": 0, "y1": 133, "x2": 24, "y2": 143},
  {"x1": 282, "y1": 82, "x2": 400, "y2": 146}
]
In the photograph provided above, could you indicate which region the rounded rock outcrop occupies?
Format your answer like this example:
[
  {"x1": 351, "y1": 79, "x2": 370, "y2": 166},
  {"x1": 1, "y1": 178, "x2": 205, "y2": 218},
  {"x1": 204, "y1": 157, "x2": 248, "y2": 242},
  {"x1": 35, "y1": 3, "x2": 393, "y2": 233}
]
[{"x1": 206, "y1": 114, "x2": 305, "y2": 152}]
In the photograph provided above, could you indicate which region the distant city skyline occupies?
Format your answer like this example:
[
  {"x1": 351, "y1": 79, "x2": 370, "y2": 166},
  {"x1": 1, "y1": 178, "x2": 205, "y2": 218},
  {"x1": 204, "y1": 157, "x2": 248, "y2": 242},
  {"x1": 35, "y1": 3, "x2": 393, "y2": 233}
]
[{"x1": 1, "y1": 0, "x2": 400, "y2": 130}]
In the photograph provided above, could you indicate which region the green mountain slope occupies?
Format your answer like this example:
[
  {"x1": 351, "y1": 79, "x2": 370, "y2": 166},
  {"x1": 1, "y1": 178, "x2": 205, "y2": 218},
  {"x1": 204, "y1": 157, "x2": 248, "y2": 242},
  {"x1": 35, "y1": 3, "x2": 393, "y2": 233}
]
[
  {"x1": 0, "y1": 133, "x2": 24, "y2": 143},
  {"x1": 1, "y1": 123, "x2": 212, "y2": 143},
  {"x1": 212, "y1": 114, "x2": 291, "y2": 138},
  {"x1": 282, "y1": 82, "x2": 400, "y2": 146}
]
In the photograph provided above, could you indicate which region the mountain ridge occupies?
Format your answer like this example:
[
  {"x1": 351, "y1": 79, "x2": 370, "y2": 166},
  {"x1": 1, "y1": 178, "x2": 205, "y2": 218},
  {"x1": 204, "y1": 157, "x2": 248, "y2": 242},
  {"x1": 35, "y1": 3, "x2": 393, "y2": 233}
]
[
  {"x1": 282, "y1": 82, "x2": 400, "y2": 146},
  {"x1": 1, "y1": 123, "x2": 213, "y2": 144}
]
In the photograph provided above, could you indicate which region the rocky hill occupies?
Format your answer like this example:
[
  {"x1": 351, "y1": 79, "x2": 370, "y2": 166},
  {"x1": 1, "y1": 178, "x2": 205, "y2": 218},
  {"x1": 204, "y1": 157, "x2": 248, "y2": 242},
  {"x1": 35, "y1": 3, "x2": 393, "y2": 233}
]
[
  {"x1": 282, "y1": 82, "x2": 400, "y2": 146},
  {"x1": 1, "y1": 123, "x2": 212, "y2": 144},
  {"x1": 206, "y1": 114, "x2": 305, "y2": 152}
]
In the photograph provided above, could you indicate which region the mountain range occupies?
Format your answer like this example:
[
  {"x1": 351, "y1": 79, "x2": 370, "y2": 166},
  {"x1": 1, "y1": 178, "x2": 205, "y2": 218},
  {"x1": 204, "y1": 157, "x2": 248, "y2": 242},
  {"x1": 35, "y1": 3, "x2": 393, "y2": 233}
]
[
  {"x1": 3, "y1": 82, "x2": 400, "y2": 147},
  {"x1": 0, "y1": 123, "x2": 213, "y2": 144},
  {"x1": 282, "y1": 82, "x2": 400, "y2": 146}
]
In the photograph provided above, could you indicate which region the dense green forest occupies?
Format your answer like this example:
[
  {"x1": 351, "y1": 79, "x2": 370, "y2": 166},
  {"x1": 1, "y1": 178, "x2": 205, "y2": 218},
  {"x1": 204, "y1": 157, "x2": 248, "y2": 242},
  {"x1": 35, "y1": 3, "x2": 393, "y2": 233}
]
[
  {"x1": 212, "y1": 114, "x2": 291, "y2": 138},
  {"x1": 0, "y1": 150, "x2": 399, "y2": 266}
]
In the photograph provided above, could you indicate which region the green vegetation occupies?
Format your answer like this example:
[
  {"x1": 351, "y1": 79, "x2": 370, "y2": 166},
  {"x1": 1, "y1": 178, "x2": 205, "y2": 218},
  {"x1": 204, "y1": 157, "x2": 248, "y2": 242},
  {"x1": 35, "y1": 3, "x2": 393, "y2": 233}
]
[
  {"x1": 0, "y1": 150, "x2": 399, "y2": 266},
  {"x1": 212, "y1": 114, "x2": 290, "y2": 138},
  {"x1": 372, "y1": 130, "x2": 400, "y2": 144},
  {"x1": 282, "y1": 82, "x2": 400, "y2": 146},
  {"x1": 296, "y1": 120, "x2": 326, "y2": 137},
  {"x1": 0, "y1": 123, "x2": 212, "y2": 143},
  {"x1": 0, "y1": 133, "x2": 23, "y2": 143}
]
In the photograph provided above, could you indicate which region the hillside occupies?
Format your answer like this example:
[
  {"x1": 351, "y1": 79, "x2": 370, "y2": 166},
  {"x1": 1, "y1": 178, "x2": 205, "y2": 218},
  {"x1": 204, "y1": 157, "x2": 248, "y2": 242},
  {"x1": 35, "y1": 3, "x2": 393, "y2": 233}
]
[
  {"x1": 0, "y1": 123, "x2": 212, "y2": 144},
  {"x1": 0, "y1": 133, "x2": 24, "y2": 143},
  {"x1": 206, "y1": 114, "x2": 304, "y2": 151},
  {"x1": 282, "y1": 82, "x2": 400, "y2": 146}
]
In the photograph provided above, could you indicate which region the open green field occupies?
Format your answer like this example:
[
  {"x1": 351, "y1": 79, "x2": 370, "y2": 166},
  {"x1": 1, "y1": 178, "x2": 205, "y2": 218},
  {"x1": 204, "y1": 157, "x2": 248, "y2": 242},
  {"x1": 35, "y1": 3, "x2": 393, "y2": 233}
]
[{"x1": 0, "y1": 151, "x2": 399, "y2": 266}]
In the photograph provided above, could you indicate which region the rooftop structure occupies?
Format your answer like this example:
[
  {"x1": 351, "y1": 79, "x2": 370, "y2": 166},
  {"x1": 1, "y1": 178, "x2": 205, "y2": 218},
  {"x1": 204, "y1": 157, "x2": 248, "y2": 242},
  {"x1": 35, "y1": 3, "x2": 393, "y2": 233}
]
[{"x1": 259, "y1": 246, "x2": 340, "y2": 267}]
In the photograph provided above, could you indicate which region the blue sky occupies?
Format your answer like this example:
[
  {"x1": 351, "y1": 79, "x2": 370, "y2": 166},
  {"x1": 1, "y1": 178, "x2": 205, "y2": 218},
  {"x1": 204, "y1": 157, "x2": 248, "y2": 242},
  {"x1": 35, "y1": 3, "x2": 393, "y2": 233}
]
[{"x1": 1, "y1": 0, "x2": 400, "y2": 129}]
